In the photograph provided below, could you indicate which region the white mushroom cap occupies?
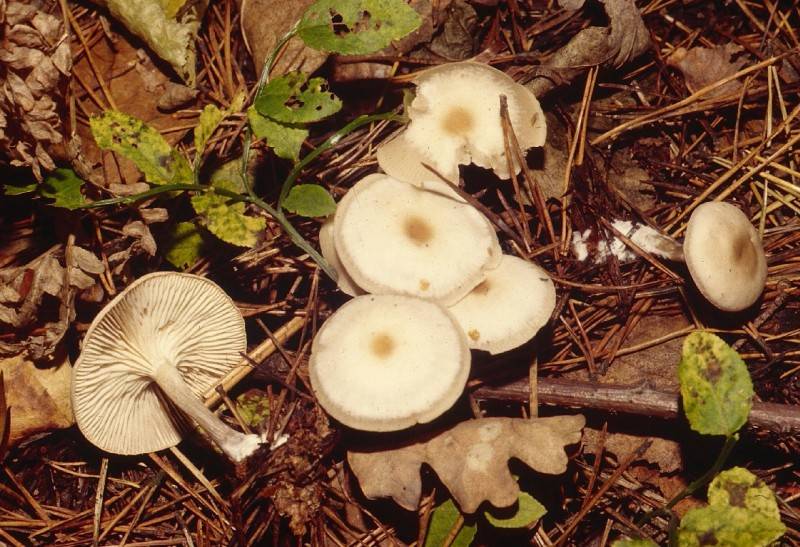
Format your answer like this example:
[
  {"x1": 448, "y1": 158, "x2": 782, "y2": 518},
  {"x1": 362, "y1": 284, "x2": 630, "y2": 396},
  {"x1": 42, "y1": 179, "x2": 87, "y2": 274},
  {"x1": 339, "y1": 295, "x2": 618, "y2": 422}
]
[
  {"x1": 309, "y1": 294, "x2": 470, "y2": 431},
  {"x1": 683, "y1": 202, "x2": 767, "y2": 312},
  {"x1": 319, "y1": 217, "x2": 364, "y2": 297},
  {"x1": 377, "y1": 61, "x2": 547, "y2": 185},
  {"x1": 333, "y1": 174, "x2": 501, "y2": 305},
  {"x1": 448, "y1": 255, "x2": 556, "y2": 354},
  {"x1": 73, "y1": 272, "x2": 261, "y2": 461}
]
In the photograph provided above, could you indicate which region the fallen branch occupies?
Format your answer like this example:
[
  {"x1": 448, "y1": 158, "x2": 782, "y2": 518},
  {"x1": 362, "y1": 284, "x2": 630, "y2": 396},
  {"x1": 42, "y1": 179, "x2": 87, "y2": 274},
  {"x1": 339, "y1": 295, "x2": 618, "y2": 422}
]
[{"x1": 473, "y1": 376, "x2": 800, "y2": 433}]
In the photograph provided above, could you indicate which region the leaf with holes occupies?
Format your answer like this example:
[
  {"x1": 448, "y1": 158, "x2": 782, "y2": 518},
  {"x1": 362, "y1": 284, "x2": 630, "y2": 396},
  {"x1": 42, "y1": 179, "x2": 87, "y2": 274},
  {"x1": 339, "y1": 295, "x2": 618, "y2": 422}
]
[
  {"x1": 191, "y1": 161, "x2": 266, "y2": 248},
  {"x1": 248, "y1": 107, "x2": 308, "y2": 161},
  {"x1": 164, "y1": 222, "x2": 205, "y2": 269},
  {"x1": 255, "y1": 72, "x2": 342, "y2": 124},
  {"x1": 484, "y1": 492, "x2": 546, "y2": 529},
  {"x1": 678, "y1": 331, "x2": 753, "y2": 436},
  {"x1": 425, "y1": 499, "x2": 477, "y2": 547},
  {"x1": 677, "y1": 467, "x2": 785, "y2": 547},
  {"x1": 282, "y1": 184, "x2": 336, "y2": 217},
  {"x1": 90, "y1": 110, "x2": 192, "y2": 185},
  {"x1": 298, "y1": 0, "x2": 421, "y2": 55},
  {"x1": 41, "y1": 168, "x2": 87, "y2": 210}
]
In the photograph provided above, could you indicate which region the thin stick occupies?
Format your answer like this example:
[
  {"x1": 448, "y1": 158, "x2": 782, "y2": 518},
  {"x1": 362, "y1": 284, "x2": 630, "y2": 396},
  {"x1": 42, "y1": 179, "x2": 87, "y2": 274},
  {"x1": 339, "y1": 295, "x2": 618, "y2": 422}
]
[{"x1": 92, "y1": 457, "x2": 109, "y2": 547}]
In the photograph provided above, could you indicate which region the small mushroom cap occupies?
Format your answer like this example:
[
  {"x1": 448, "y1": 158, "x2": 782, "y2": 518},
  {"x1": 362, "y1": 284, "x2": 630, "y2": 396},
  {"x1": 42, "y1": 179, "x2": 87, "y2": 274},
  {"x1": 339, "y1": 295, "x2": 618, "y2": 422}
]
[
  {"x1": 309, "y1": 294, "x2": 470, "y2": 432},
  {"x1": 319, "y1": 217, "x2": 364, "y2": 297},
  {"x1": 448, "y1": 255, "x2": 556, "y2": 354},
  {"x1": 377, "y1": 61, "x2": 547, "y2": 185},
  {"x1": 72, "y1": 272, "x2": 246, "y2": 455},
  {"x1": 683, "y1": 202, "x2": 767, "y2": 312},
  {"x1": 334, "y1": 174, "x2": 501, "y2": 305}
]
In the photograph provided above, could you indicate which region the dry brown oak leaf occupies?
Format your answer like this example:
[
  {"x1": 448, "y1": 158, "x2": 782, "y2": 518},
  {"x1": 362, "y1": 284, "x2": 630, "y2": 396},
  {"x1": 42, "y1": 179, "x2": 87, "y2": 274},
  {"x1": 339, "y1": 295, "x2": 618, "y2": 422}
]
[
  {"x1": 348, "y1": 415, "x2": 585, "y2": 513},
  {"x1": 667, "y1": 43, "x2": 746, "y2": 98}
]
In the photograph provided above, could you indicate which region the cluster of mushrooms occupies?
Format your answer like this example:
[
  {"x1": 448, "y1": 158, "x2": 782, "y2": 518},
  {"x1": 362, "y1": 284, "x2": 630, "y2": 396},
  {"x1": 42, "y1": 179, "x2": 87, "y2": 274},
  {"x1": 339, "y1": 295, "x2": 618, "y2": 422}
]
[
  {"x1": 69, "y1": 61, "x2": 769, "y2": 461},
  {"x1": 308, "y1": 62, "x2": 557, "y2": 432}
]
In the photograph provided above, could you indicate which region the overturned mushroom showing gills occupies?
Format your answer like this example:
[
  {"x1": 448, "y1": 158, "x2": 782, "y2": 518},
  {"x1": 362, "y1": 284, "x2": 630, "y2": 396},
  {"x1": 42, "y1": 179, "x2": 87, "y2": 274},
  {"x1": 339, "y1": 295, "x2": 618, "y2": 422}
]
[
  {"x1": 73, "y1": 272, "x2": 261, "y2": 462},
  {"x1": 683, "y1": 202, "x2": 767, "y2": 312},
  {"x1": 309, "y1": 294, "x2": 470, "y2": 432},
  {"x1": 449, "y1": 255, "x2": 556, "y2": 354},
  {"x1": 334, "y1": 174, "x2": 501, "y2": 305},
  {"x1": 377, "y1": 61, "x2": 547, "y2": 185}
]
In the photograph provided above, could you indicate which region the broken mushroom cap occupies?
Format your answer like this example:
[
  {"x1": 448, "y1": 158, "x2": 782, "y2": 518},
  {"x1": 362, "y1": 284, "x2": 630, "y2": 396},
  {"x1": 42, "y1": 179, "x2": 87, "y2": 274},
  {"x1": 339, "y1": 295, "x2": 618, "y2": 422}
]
[
  {"x1": 309, "y1": 294, "x2": 471, "y2": 432},
  {"x1": 377, "y1": 61, "x2": 547, "y2": 185},
  {"x1": 683, "y1": 202, "x2": 767, "y2": 312},
  {"x1": 73, "y1": 272, "x2": 261, "y2": 462},
  {"x1": 333, "y1": 174, "x2": 501, "y2": 305},
  {"x1": 319, "y1": 217, "x2": 364, "y2": 297},
  {"x1": 448, "y1": 255, "x2": 556, "y2": 354}
]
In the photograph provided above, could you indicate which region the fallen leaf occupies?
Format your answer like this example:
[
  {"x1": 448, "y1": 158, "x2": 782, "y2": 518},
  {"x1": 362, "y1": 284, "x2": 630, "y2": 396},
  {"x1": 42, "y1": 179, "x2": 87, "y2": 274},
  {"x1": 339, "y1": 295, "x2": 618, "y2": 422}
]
[
  {"x1": 348, "y1": 415, "x2": 584, "y2": 512},
  {"x1": 426, "y1": 0, "x2": 478, "y2": 61},
  {"x1": 526, "y1": 0, "x2": 650, "y2": 97},
  {"x1": 668, "y1": 44, "x2": 746, "y2": 97},
  {"x1": 583, "y1": 428, "x2": 683, "y2": 473},
  {"x1": 157, "y1": 82, "x2": 199, "y2": 112},
  {"x1": 240, "y1": 0, "x2": 327, "y2": 76},
  {"x1": 0, "y1": 352, "x2": 74, "y2": 447},
  {"x1": 89, "y1": 0, "x2": 206, "y2": 83}
]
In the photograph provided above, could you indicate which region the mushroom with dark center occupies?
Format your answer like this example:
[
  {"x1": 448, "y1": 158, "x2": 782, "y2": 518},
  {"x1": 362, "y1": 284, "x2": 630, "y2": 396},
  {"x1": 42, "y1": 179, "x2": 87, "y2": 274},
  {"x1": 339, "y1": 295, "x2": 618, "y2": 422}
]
[{"x1": 72, "y1": 272, "x2": 262, "y2": 462}]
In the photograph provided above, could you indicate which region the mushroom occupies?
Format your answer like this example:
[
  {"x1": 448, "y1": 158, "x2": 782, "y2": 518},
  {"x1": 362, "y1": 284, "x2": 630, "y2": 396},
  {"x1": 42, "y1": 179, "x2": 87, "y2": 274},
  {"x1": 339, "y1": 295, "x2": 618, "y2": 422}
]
[
  {"x1": 448, "y1": 255, "x2": 556, "y2": 354},
  {"x1": 309, "y1": 294, "x2": 471, "y2": 432},
  {"x1": 596, "y1": 203, "x2": 766, "y2": 312},
  {"x1": 333, "y1": 174, "x2": 501, "y2": 305},
  {"x1": 72, "y1": 272, "x2": 262, "y2": 462},
  {"x1": 377, "y1": 61, "x2": 547, "y2": 185},
  {"x1": 319, "y1": 217, "x2": 364, "y2": 297}
]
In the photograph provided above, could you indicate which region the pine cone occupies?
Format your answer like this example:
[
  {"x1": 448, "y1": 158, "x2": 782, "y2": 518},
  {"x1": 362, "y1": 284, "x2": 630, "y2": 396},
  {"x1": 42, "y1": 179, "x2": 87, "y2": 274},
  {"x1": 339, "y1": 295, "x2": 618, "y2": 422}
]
[{"x1": 0, "y1": 0, "x2": 71, "y2": 181}]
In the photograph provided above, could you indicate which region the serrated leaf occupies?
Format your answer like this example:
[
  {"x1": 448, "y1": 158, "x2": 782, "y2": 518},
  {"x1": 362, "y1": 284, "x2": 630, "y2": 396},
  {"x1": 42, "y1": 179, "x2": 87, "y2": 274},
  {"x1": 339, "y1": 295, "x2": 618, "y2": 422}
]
[
  {"x1": 3, "y1": 180, "x2": 37, "y2": 195},
  {"x1": 191, "y1": 161, "x2": 265, "y2": 248},
  {"x1": 248, "y1": 107, "x2": 307, "y2": 161},
  {"x1": 612, "y1": 539, "x2": 659, "y2": 547},
  {"x1": 677, "y1": 467, "x2": 785, "y2": 547},
  {"x1": 40, "y1": 168, "x2": 87, "y2": 210},
  {"x1": 255, "y1": 72, "x2": 342, "y2": 124},
  {"x1": 484, "y1": 492, "x2": 546, "y2": 529},
  {"x1": 90, "y1": 110, "x2": 192, "y2": 185},
  {"x1": 236, "y1": 390, "x2": 271, "y2": 428},
  {"x1": 425, "y1": 499, "x2": 476, "y2": 547},
  {"x1": 164, "y1": 222, "x2": 205, "y2": 269},
  {"x1": 298, "y1": 0, "x2": 421, "y2": 55},
  {"x1": 194, "y1": 92, "x2": 246, "y2": 158},
  {"x1": 282, "y1": 184, "x2": 336, "y2": 217},
  {"x1": 678, "y1": 331, "x2": 754, "y2": 436}
]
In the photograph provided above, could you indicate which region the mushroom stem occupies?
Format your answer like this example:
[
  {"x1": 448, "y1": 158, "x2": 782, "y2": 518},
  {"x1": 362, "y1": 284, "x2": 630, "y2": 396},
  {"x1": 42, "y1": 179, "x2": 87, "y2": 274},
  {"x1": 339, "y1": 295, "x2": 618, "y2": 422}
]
[{"x1": 152, "y1": 362, "x2": 262, "y2": 463}]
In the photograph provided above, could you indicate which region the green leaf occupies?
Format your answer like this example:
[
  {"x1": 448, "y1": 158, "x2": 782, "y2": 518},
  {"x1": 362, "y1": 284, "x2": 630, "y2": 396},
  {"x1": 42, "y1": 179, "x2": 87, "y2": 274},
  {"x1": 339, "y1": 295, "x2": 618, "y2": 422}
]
[
  {"x1": 282, "y1": 184, "x2": 336, "y2": 217},
  {"x1": 484, "y1": 492, "x2": 547, "y2": 529},
  {"x1": 677, "y1": 467, "x2": 785, "y2": 547},
  {"x1": 3, "y1": 180, "x2": 37, "y2": 196},
  {"x1": 298, "y1": 0, "x2": 421, "y2": 55},
  {"x1": 247, "y1": 107, "x2": 307, "y2": 161},
  {"x1": 254, "y1": 72, "x2": 342, "y2": 124},
  {"x1": 236, "y1": 390, "x2": 271, "y2": 428},
  {"x1": 425, "y1": 499, "x2": 477, "y2": 547},
  {"x1": 194, "y1": 92, "x2": 246, "y2": 158},
  {"x1": 90, "y1": 110, "x2": 192, "y2": 185},
  {"x1": 678, "y1": 331, "x2": 754, "y2": 436},
  {"x1": 191, "y1": 161, "x2": 266, "y2": 248},
  {"x1": 164, "y1": 221, "x2": 205, "y2": 269},
  {"x1": 40, "y1": 168, "x2": 87, "y2": 209},
  {"x1": 612, "y1": 539, "x2": 659, "y2": 547}
]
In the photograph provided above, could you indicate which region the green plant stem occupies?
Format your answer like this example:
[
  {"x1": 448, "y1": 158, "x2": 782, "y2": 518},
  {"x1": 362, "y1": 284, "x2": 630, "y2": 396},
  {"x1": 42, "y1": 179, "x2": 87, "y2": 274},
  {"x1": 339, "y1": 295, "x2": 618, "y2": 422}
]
[
  {"x1": 278, "y1": 111, "x2": 403, "y2": 207},
  {"x1": 635, "y1": 434, "x2": 738, "y2": 530},
  {"x1": 76, "y1": 184, "x2": 204, "y2": 209}
]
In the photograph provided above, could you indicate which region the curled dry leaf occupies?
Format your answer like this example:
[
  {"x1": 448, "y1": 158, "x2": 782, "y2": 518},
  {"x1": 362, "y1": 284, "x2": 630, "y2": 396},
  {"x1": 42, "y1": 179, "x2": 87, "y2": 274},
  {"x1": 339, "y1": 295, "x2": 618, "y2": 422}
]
[
  {"x1": 0, "y1": 353, "x2": 74, "y2": 447},
  {"x1": 667, "y1": 43, "x2": 746, "y2": 97},
  {"x1": 0, "y1": 1, "x2": 71, "y2": 180},
  {"x1": 0, "y1": 245, "x2": 104, "y2": 359},
  {"x1": 526, "y1": 0, "x2": 650, "y2": 97},
  {"x1": 348, "y1": 415, "x2": 585, "y2": 513}
]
